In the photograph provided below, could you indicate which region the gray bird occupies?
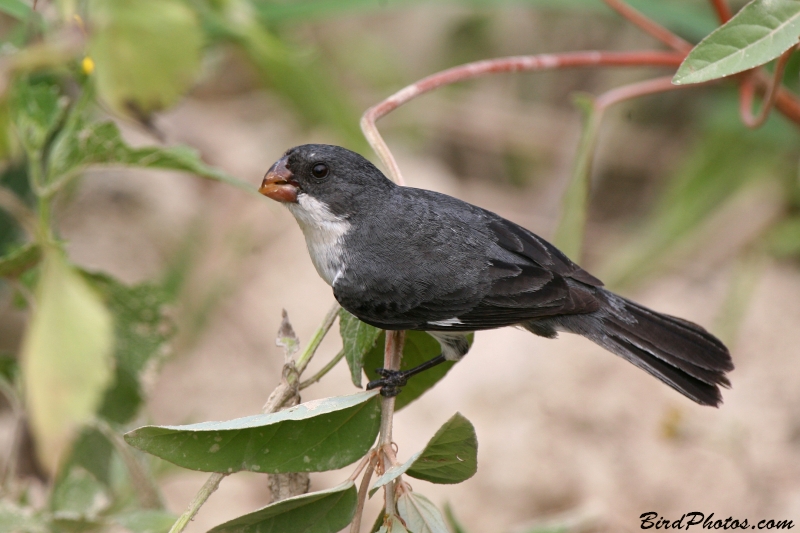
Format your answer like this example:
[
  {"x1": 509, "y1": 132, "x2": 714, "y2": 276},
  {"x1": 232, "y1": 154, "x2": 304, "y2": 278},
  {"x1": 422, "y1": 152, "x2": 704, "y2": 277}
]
[{"x1": 260, "y1": 144, "x2": 732, "y2": 406}]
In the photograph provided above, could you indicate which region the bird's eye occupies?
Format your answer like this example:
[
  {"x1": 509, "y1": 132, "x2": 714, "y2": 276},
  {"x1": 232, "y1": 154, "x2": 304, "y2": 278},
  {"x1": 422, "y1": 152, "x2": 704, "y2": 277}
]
[{"x1": 311, "y1": 163, "x2": 329, "y2": 179}]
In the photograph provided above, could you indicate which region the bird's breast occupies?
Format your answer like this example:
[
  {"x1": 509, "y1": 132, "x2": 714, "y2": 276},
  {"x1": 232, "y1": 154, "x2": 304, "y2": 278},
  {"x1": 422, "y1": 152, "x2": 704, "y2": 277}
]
[{"x1": 286, "y1": 194, "x2": 351, "y2": 286}]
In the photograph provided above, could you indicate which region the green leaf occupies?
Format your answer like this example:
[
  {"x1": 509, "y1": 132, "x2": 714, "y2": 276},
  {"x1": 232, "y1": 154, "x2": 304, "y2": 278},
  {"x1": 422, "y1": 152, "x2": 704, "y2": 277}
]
[
  {"x1": 84, "y1": 274, "x2": 176, "y2": 424},
  {"x1": 0, "y1": 242, "x2": 41, "y2": 278},
  {"x1": 369, "y1": 451, "x2": 422, "y2": 497},
  {"x1": 50, "y1": 467, "x2": 110, "y2": 521},
  {"x1": 396, "y1": 492, "x2": 448, "y2": 533},
  {"x1": 47, "y1": 120, "x2": 254, "y2": 193},
  {"x1": 377, "y1": 514, "x2": 409, "y2": 533},
  {"x1": 0, "y1": 501, "x2": 48, "y2": 533},
  {"x1": 125, "y1": 391, "x2": 381, "y2": 474},
  {"x1": 10, "y1": 78, "x2": 67, "y2": 155},
  {"x1": 364, "y1": 332, "x2": 467, "y2": 410},
  {"x1": 208, "y1": 481, "x2": 357, "y2": 533},
  {"x1": 21, "y1": 249, "x2": 114, "y2": 475},
  {"x1": 88, "y1": 0, "x2": 203, "y2": 117},
  {"x1": 0, "y1": 0, "x2": 32, "y2": 20},
  {"x1": 110, "y1": 510, "x2": 178, "y2": 533},
  {"x1": 339, "y1": 309, "x2": 381, "y2": 388},
  {"x1": 443, "y1": 503, "x2": 469, "y2": 533},
  {"x1": 406, "y1": 412, "x2": 478, "y2": 485},
  {"x1": 674, "y1": 0, "x2": 800, "y2": 84}
]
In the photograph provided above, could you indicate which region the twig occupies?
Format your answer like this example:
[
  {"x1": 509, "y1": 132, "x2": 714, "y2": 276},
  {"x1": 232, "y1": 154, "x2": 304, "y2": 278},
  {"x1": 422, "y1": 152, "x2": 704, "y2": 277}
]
[
  {"x1": 602, "y1": 0, "x2": 692, "y2": 53},
  {"x1": 360, "y1": 50, "x2": 685, "y2": 183},
  {"x1": 554, "y1": 76, "x2": 695, "y2": 260},
  {"x1": 739, "y1": 47, "x2": 795, "y2": 129},
  {"x1": 349, "y1": 453, "x2": 378, "y2": 533},
  {"x1": 170, "y1": 304, "x2": 341, "y2": 533},
  {"x1": 299, "y1": 349, "x2": 344, "y2": 390},
  {"x1": 168, "y1": 473, "x2": 226, "y2": 533},
  {"x1": 95, "y1": 420, "x2": 163, "y2": 509},
  {"x1": 709, "y1": 0, "x2": 733, "y2": 23},
  {"x1": 378, "y1": 330, "x2": 405, "y2": 516}
]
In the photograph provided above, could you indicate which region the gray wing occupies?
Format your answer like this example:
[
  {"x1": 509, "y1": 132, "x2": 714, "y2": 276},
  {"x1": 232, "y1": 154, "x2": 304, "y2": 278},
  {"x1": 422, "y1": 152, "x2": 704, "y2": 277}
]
[{"x1": 333, "y1": 188, "x2": 602, "y2": 331}]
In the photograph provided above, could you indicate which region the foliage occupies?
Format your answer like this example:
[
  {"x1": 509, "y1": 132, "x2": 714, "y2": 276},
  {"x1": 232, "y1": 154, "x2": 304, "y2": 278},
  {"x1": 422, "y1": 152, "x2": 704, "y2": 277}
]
[{"x1": 0, "y1": 0, "x2": 798, "y2": 532}]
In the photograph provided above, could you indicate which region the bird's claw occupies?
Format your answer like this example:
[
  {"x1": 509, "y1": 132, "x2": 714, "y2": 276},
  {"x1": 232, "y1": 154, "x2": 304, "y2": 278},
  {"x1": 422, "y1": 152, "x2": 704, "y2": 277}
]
[{"x1": 366, "y1": 368, "x2": 408, "y2": 397}]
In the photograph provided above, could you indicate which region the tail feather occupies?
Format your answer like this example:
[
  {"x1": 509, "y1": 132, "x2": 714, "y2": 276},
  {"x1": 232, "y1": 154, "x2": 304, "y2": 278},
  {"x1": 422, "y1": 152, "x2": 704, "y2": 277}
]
[{"x1": 552, "y1": 290, "x2": 733, "y2": 407}]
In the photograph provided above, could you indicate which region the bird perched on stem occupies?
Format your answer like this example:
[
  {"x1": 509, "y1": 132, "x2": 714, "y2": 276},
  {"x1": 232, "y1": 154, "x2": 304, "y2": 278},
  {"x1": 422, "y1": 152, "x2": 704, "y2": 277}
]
[{"x1": 260, "y1": 144, "x2": 733, "y2": 406}]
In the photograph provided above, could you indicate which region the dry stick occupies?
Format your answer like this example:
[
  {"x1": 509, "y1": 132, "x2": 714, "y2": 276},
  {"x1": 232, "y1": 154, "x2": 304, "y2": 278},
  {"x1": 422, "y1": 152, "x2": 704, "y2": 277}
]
[
  {"x1": 168, "y1": 303, "x2": 341, "y2": 533},
  {"x1": 377, "y1": 330, "x2": 405, "y2": 516},
  {"x1": 739, "y1": 47, "x2": 796, "y2": 129},
  {"x1": 602, "y1": 0, "x2": 692, "y2": 53},
  {"x1": 709, "y1": 0, "x2": 733, "y2": 23},
  {"x1": 360, "y1": 50, "x2": 684, "y2": 183}
]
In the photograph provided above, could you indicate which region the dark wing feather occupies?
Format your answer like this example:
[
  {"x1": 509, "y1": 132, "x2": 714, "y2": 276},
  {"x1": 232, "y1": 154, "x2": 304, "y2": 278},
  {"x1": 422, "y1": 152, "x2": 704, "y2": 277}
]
[{"x1": 487, "y1": 218, "x2": 603, "y2": 286}]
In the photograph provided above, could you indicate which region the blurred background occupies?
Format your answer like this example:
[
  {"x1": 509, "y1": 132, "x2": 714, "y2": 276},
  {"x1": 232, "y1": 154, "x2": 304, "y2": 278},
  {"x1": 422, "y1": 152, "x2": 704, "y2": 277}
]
[{"x1": 1, "y1": 1, "x2": 800, "y2": 532}]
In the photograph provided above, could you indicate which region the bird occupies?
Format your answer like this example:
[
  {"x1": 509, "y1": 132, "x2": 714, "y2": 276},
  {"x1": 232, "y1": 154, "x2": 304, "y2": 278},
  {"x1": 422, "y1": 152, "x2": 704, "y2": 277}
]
[{"x1": 259, "y1": 144, "x2": 733, "y2": 406}]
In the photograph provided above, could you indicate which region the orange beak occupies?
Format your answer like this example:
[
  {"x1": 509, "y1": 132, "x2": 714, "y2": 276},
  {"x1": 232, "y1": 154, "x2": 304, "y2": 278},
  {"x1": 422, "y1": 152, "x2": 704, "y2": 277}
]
[{"x1": 260, "y1": 156, "x2": 299, "y2": 203}]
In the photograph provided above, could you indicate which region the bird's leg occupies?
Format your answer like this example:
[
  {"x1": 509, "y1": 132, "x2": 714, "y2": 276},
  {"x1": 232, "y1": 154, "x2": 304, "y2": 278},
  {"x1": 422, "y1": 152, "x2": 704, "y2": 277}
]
[{"x1": 366, "y1": 354, "x2": 448, "y2": 397}]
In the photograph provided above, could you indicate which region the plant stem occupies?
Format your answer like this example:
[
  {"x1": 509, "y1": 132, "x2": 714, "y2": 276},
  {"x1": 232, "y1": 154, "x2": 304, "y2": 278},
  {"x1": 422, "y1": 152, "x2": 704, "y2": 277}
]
[
  {"x1": 168, "y1": 472, "x2": 226, "y2": 533},
  {"x1": 739, "y1": 47, "x2": 795, "y2": 129},
  {"x1": 378, "y1": 330, "x2": 405, "y2": 516},
  {"x1": 349, "y1": 454, "x2": 377, "y2": 533},
  {"x1": 360, "y1": 50, "x2": 684, "y2": 183},
  {"x1": 709, "y1": 0, "x2": 732, "y2": 23},
  {"x1": 602, "y1": 0, "x2": 692, "y2": 53},
  {"x1": 299, "y1": 349, "x2": 344, "y2": 390},
  {"x1": 295, "y1": 303, "x2": 340, "y2": 375}
]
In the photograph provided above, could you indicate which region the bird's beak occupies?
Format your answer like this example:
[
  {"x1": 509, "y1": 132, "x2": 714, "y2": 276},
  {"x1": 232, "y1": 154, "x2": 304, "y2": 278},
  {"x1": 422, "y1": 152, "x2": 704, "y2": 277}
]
[{"x1": 260, "y1": 156, "x2": 299, "y2": 203}]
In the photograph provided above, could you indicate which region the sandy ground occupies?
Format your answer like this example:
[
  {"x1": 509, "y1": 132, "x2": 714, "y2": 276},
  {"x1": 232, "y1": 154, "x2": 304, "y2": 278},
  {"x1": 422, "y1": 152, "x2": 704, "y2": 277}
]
[{"x1": 52, "y1": 93, "x2": 800, "y2": 533}]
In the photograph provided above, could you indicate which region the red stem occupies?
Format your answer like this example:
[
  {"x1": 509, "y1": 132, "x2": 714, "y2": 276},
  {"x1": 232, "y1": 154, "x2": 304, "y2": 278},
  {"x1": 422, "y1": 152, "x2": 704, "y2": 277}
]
[
  {"x1": 709, "y1": 0, "x2": 733, "y2": 23},
  {"x1": 361, "y1": 50, "x2": 685, "y2": 184},
  {"x1": 602, "y1": 0, "x2": 692, "y2": 53},
  {"x1": 739, "y1": 47, "x2": 796, "y2": 129},
  {"x1": 596, "y1": 75, "x2": 690, "y2": 110}
]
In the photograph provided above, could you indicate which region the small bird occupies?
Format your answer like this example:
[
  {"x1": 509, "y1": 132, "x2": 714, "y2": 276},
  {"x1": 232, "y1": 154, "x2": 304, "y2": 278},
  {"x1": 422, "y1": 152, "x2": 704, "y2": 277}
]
[{"x1": 260, "y1": 144, "x2": 733, "y2": 406}]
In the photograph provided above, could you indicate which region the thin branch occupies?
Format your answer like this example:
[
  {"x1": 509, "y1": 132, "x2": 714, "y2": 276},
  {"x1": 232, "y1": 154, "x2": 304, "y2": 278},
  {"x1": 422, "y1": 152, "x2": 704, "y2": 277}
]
[
  {"x1": 171, "y1": 305, "x2": 341, "y2": 533},
  {"x1": 361, "y1": 50, "x2": 685, "y2": 183},
  {"x1": 0, "y1": 186, "x2": 37, "y2": 238},
  {"x1": 378, "y1": 330, "x2": 405, "y2": 516},
  {"x1": 739, "y1": 47, "x2": 795, "y2": 129},
  {"x1": 349, "y1": 454, "x2": 378, "y2": 533},
  {"x1": 168, "y1": 473, "x2": 226, "y2": 533},
  {"x1": 602, "y1": 0, "x2": 692, "y2": 53},
  {"x1": 709, "y1": 0, "x2": 733, "y2": 23},
  {"x1": 299, "y1": 349, "x2": 344, "y2": 390}
]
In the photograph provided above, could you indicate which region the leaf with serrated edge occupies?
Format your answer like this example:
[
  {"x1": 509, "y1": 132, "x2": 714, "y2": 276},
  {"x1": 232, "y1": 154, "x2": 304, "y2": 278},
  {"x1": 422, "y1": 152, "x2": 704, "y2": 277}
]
[
  {"x1": 369, "y1": 451, "x2": 422, "y2": 497},
  {"x1": 406, "y1": 413, "x2": 478, "y2": 485},
  {"x1": 674, "y1": 0, "x2": 800, "y2": 84},
  {"x1": 209, "y1": 481, "x2": 357, "y2": 533},
  {"x1": 340, "y1": 309, "x2": 381, "y2": 387},
  {"x1": 124, "y1": 391, "x2": 381, "y2": 473},
  {"x1": 21, "y1": 250, "x2": 114, "y2": 475},
  {"x1": 397, "y1": 492, "x2": 448, "y2": 533}
]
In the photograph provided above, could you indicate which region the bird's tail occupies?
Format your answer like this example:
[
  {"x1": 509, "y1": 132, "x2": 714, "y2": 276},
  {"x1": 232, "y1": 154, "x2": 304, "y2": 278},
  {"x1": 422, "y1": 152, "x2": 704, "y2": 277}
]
[{"x1": 551, "y1": 290, "x2": 734, "y2": 406}]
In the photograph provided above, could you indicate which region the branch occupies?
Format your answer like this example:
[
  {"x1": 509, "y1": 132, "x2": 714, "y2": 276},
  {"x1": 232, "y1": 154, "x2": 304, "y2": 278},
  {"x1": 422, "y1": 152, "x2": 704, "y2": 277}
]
[
  {"x1": 169, "y1": 304, "x2": 341, "y2": 533},
  {"x1": 739, "y1": 47, "x2": 796, "y2": 129},
  {"x1": 602, "y1": 0, "x2": 692, "y2": 53},
  {"x1": 378, "y1": 330, "x2": 405, "y2": 516},
  {"x1": 361, "y1": 50, "x2": 685, "y2": 183},
  {"x1": 709, "y1": 0, "x2": 733, "y2": 23}
]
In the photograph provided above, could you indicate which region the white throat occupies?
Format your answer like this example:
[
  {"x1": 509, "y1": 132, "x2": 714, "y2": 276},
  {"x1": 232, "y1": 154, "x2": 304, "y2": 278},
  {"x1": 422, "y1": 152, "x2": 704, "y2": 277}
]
[{"x1": 286, "y1": 193, "x2": 350, "y2": 286}]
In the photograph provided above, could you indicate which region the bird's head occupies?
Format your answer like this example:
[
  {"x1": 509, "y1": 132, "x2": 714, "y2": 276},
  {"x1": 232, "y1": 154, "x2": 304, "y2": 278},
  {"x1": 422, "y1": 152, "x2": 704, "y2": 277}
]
[{"x1": 260, "y1": 144, "x2": 394, "y2": 218}]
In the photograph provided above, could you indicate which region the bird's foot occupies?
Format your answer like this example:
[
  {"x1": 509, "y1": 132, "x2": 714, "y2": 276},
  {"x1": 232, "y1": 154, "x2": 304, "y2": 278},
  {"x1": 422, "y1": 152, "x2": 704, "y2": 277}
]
[{"x1": 366, "y1": 368, "x2": 409, "y2": 397}]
